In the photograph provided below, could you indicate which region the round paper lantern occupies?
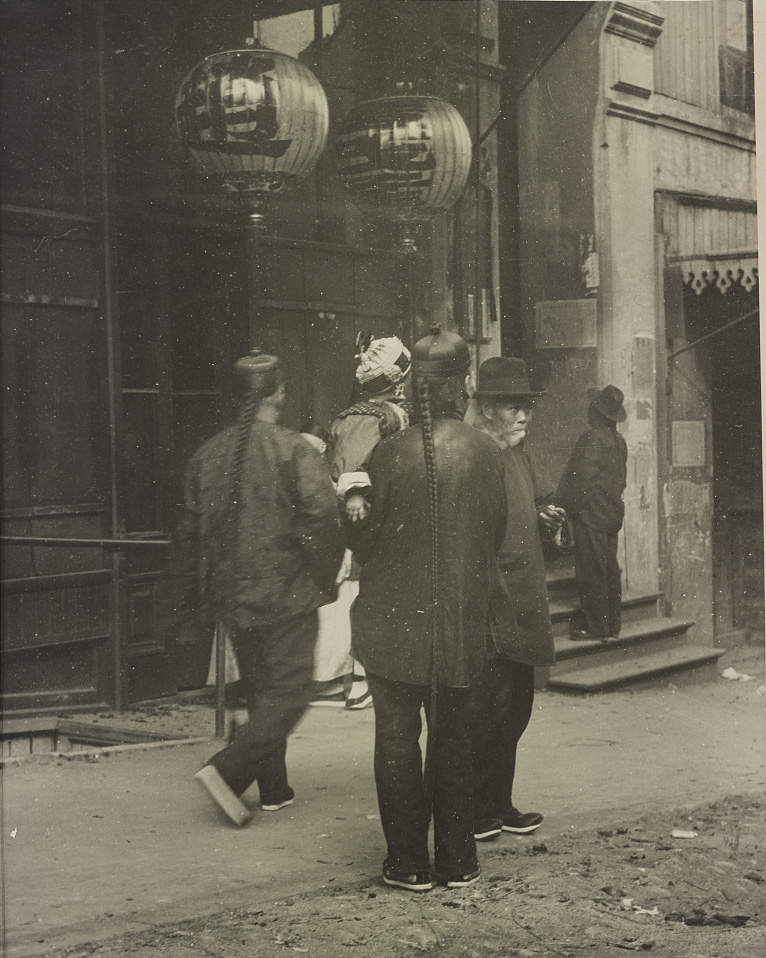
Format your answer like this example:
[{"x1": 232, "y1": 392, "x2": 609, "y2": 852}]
[
  {"x1": 336, "y1": 95, "x2": 472, "y2": 249},
  {"x1": 176, "y1": 47, "x2": 329, "y2": 220}
]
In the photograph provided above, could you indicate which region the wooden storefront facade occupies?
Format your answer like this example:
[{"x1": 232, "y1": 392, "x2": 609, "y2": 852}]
[{"x1": 3, "y1": 0, "x2": 554, "y2": 712}]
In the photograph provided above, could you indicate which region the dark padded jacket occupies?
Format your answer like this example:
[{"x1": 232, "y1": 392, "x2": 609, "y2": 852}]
[
  {"x1": 349, "y1": 417, "x2": 514, "y2": 688},
  {"x1": 494, "y1": 444, "x2": 555, "y2": 668},
  {"x1": 168, "y1": 421, "x2": 344, "y2": 631},
  {"x1": 555, "y1": 425, "x2": 628, "y2": 534}
]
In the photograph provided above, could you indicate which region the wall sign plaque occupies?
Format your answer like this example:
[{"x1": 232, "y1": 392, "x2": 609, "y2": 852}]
[{"x1": 535, "y1": 299, "x2": 597, "y2": 349}]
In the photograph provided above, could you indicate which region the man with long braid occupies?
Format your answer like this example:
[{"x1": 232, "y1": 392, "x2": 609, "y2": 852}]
[
  {"x1": 167, "y1": 348, "x2": 343, "y2": 826},
  {"x1": 349, "y1": 326, "x2": 511, "y2": 892}
]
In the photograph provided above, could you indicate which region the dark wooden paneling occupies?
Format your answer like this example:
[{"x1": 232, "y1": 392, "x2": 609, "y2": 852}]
[
  {"x1": 0, "y1": 513, "x2": 107, "y2": 578},
  {"x1": 304, "y1": 249, "x2": 356, "y2": 306},
  {"x1": 260, "y1": 245, "x2": 306, "y2": 303},
  {"x1": 0, "y1": 0, "x2": 90, "y2": 209},
  {"x1": 353, "y1": 257, "x2": 401, "y2": 315},
  {"x1": 126, "y1": 571, "x2": 164, "y2": 656},
  {"x1": 2, "y1": 578, "x2": 110, "y2": 653},
  {"x1": 121, "y1": 393, "x2": 159, "y2": 533},
  {"x1": 259, "y1": 309, "x2": 309, "y2": 430},
  {"x1": 2, "y1": 642, "x2": 100, "y2": 698},
  {"x1": 1, "y1": 223, "x2": 109, "y2": 512}
]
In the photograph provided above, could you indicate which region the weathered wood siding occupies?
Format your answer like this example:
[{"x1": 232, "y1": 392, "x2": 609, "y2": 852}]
[{"x1": 655, "y1": 1, "x2": 719, "y2": 112}]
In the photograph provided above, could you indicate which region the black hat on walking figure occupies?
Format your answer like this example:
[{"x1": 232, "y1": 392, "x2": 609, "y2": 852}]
[
  {"x1": 474, "y1": 356, "x2": 546, "y2": 399},
  {"x1": 587, "y1": 385, "x2": 626, "y2": 423},
  {"x1": 235, "y1": 347, "x2": 282, "y2": 398}
]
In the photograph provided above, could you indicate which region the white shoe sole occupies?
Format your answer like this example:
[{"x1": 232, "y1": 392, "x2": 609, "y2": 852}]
[
  {"x1": 474, "y1": 829, "x2": 502, "y2": 841},
  {"x1": 383, "y1": 876, "x2": 434, "y2": 892},
  {"x1": 445, "y1": 872, "x2": 481, "y2": 888},
  {"x1": 194, "y1": 766, "x2": 252, "y2": 827},
  {"x1": 261, "y1": 798, "x2": 294, "y2": 812},
  {"x1": 502, "y1": 823, "x2": 542, "y2": 834}
]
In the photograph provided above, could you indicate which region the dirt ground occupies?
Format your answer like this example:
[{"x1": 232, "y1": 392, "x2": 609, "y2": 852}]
[{"x1": 34, "y1": 793, "x2": 764, "y2": 958}]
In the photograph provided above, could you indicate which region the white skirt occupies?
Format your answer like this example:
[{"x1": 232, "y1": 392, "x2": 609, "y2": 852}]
[{"x1": 312, "y1": 578, "x2": 359, "y2": 682}]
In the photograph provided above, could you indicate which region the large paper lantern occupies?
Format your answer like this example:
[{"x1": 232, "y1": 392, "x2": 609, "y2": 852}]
[
  {"x1": 336, "y1": 95, "x2": 472, "y2": 250},
  {"x1": 176, "y1": 47, "x2": 329, "y2": 222}
]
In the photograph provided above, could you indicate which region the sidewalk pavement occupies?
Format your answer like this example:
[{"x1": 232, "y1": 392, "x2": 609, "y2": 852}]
[{"x1": 2, "y1": 646, "x2": 764, "y2": 958}]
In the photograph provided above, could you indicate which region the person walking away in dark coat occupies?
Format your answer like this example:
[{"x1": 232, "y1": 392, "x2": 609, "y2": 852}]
[
  {"x1": 467, "y1": 357, "x2": 563, "y2": 842},
  {"x1": 349, "y1": 326, "x2": 511, "y2": 893},
  {"x1": 167, "y1": 348, "x2": 344, "y2": 826},
  {"x1": 313, "y1": 335, "x2": 412, "y2": 710},
  {"x1": 555, "y1": 385, "x2": 628, "y2": 641}
]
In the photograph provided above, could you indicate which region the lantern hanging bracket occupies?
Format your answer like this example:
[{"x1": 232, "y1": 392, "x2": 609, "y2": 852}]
[{"x1": 475, "y1": 112, "x2": 502, "y2": 150}]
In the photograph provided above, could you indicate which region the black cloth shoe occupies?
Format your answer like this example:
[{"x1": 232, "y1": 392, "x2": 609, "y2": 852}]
[
  {"x1": 382, "y1": 861, "x2": 433, "y2": 892},
  {"x1": 435, "y1": 866, "x2": 481, "y2": 889},
  {"x1": 474, "y1": 818, "x2": 503, "y2": 841},
  {"x1": 502, "y1": 808, "x2": 543, "y2": 834}
]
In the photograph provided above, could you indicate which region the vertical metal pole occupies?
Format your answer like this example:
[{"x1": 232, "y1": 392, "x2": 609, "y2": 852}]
[
  {"x1": 214, "y1": 621, "x2": 227, "y2": 739},
  {"x1": 97, "y1": 2, "x2": 124, "y2": 711},
  {"x1": 313, "y1": 2, "x2": 324, "y2": 242},
  {"x1": 473, "y1": 0, "x2": 482, "y2": 377}
]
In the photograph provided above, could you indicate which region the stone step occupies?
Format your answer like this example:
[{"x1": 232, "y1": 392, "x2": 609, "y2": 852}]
[
  {"x1": 545, "y1": 570, "x2": 578, "y2": 602},
  {"x1": 549, "y1": 592, "x2": 662, "y2": 634},
  {"x1": 545, "y1": 645, "x2": 726, "y2": 693},
  {"x1": 551, "y1": 616, "x2": 694, "y2": 667}
]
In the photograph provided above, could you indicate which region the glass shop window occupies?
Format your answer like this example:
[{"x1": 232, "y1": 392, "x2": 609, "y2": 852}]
[{"x1": 719, "y1": 0, "x2": 754, "y2": 115}]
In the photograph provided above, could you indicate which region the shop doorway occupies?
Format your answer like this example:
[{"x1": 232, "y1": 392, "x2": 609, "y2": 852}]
[{"x1": 682, "y1": 281, "x2": 763, "y2": 639}]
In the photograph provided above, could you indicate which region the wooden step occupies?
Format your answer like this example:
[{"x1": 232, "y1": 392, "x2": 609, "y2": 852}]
[
  {"x1": 546, "y1": 645, "x2": 725, "y2": 692},
  {"x1": 549, "y1": 592, "x2": 662, "y2": 633},
  {"x1": 552, "y1": 616, "x2": 693, "y2": 663}
]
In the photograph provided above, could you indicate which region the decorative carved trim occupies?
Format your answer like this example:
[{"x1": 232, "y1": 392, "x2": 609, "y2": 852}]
[
  {"x1": 612, "y1": 79, "x2": 652, "y2": 99},
  {"x1": 605, "y1": 2, "x2": 664, "y2": 47},
  {"x1": 606, "y1": 100, "x2": 657, "y2": 126},
  {"x1": 654, "y1": 112, "x2": 756, "y2": 152},
  {"x1": 682, "y1": 259, "x2": 759, "y2": 295},
  {"x1": 659, "y1": 192, "x2": 757, "y2": 215}
]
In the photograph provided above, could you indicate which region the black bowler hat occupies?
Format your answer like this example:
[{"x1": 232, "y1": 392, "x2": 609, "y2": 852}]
[
  {"x1": 474, "y1": 356, "x2": 546, "y2": 399},
  {"x1": 412, "y1": 324, "x2": 471, "y2": 379},
  {"x1": 588, "y1": 384, "x2": 626, "y2": 422}
]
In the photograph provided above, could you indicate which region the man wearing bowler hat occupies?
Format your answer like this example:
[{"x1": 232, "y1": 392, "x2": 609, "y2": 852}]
[
  {"x1": 468, "y1": 356, "x2": 564, "y2": 841},
  {"x1": 555, "y1": 385, "x2": 628, "y2": 641}
]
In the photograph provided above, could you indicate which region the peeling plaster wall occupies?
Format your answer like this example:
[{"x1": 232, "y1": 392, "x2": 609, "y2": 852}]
[
  {"x1": 663, "y1": 479, "x2": 714, "y2": 639},
  {"x1": 594, "y1": 6, "x2": 663, "y2": 599}
]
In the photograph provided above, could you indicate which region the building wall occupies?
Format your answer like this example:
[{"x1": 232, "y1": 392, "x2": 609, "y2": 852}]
[
  {"x1": 516, "y1": 3, "x2": 605, "y2": 495},
  {"x1": 652, "y1": 1, "x2": 758, "y2": 642},
  {"x1": 515, "y1": 0, "x2": 759, "y2": 639}
]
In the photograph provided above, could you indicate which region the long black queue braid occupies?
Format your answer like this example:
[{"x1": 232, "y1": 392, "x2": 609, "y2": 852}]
[
  {"x1": 416, "y1": 377, "x2": 444, "y2": 810},
  {"x1": 226, "y1": 391, "x2": 260, "y2": 577}
]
